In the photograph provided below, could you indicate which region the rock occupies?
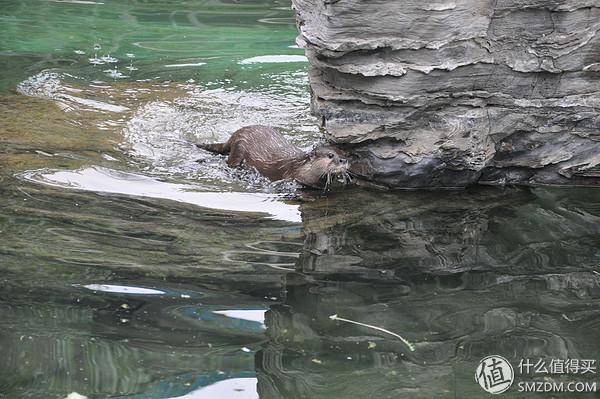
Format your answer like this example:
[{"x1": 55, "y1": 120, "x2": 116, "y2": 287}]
[{"x1": 292, "y1": 0, "x2": 600, "y2": 187}]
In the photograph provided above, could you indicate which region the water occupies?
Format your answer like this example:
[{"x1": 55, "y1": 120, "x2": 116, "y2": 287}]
[{"x1": 1, "y1": 1, "x2": 600, "y2": 398}]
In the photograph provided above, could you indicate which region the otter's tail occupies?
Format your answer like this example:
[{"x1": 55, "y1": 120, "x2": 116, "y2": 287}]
[{"x1": 196, "y1": 142, "x2": 230, "y2": 155}]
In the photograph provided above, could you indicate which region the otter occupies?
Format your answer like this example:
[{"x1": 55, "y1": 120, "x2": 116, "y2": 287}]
[{"x1": 197, "y1": 125, "x2": 350, "y2": 189}]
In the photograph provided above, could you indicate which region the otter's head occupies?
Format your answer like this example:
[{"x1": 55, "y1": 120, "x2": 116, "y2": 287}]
[{"x1": 296, "y1": 146, "x2": 351, "y2": 189}]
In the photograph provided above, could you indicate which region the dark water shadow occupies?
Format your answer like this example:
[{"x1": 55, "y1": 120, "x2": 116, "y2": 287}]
[
  {"x1": 255, "y1": 186, "x2": 600, "y2": 399},
  {"x1": 1, "y1": 179, "x2": 599, "y2": 398}
]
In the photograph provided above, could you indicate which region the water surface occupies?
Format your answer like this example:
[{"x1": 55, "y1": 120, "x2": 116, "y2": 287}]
[{"x1": 1, "y1": 1, "x2": 600, "y2": 399}]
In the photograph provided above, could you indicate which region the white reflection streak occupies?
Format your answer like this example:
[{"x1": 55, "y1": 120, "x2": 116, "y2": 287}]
[
  {"x1": 21, "y1": 167, "x2": 301, "y2": 222},
  {"x1": 239, "y1": 55, "x2": 307, "y2": 64},
  {"x1": 164, "y1": 62, "x2": 207, "y2": 68},
  {"x1": 81, "y1": 284, "x2": 166, "y2": 295},
  {"x1": 169, "y1": 378, "x2": 259, "y2": 399},
  {"x1": 212, "y1": 309, "x2": 267, "y2": 328}
]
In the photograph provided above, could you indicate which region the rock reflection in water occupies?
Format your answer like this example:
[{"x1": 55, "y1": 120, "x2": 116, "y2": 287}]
[{"x1": 256, "y1": 187, "x2": 600, "y2": 399}]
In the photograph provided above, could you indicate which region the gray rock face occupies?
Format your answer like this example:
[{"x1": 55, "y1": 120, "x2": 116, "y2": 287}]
[{"x1": 292, "y1": 0, "x2": 600, "y2": 187}]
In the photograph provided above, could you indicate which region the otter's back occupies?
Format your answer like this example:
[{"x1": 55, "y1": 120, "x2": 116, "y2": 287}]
[{"x1": 228, "y1": 125, "x2": 304, "y2": 180}]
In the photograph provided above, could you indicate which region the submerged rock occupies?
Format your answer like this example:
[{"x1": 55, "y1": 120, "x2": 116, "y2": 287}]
[{"x1": 291, "y1": 0, "x2": 600, "y2": 187}]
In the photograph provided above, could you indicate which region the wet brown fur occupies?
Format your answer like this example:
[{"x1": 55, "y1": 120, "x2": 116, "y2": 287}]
[{"x1": 197, "y1": 125, "x2": 349, "y2": 188}]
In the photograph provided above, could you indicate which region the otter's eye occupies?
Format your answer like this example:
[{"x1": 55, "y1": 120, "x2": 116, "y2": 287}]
[{"x1": 327, "y1": 153, "x2": 335, "y2": 159}]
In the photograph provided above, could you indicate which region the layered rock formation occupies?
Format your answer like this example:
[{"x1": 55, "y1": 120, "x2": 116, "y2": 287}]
[{"x1": 291, "y1": 0, "x2": 600, "y2": 187}]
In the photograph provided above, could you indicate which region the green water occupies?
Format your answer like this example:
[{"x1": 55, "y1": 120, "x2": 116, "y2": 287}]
[
  {"x1": 1, "y1": 1, "x2": 600, "y2": 399},
  {"x1": 1, "y1": 0, "x2": 301, "y2": 90}
]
